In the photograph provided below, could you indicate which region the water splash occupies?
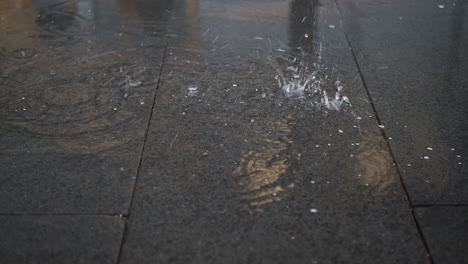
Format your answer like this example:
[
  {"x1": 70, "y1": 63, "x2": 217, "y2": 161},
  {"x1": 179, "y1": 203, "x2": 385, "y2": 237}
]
[
  {"x1": 269, "y1": 50, "x2": 351, "y2": 111},
  {"x1": 187, "y1": 85, "x2": 198, "y2": 97}
]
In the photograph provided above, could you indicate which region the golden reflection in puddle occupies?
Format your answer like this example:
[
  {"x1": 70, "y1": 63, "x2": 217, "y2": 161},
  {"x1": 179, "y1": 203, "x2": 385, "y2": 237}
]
[
  {"x1": 183, "y1": 0, "x2": 203, "y2": 51},
  {"x1": 234, "y1": 115, "x2": 296, "y2": 211},
  {"x1": 355, "y1": 135, "x2": 397, "y2": 194}
]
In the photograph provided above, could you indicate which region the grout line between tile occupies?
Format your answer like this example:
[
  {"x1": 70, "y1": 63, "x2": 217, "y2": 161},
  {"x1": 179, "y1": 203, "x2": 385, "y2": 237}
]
[
  {"x1": 115, "y1": 41, "x2": 169, "y2": 264},
  {"x1": 332, "y1": 1, "x2": 435, "y2": 263}
]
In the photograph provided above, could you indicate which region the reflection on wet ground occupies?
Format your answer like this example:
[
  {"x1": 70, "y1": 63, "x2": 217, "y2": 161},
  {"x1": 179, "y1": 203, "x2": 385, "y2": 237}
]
[{"x1": 0, "y1": 0, "x2": 466, "y2": 263}]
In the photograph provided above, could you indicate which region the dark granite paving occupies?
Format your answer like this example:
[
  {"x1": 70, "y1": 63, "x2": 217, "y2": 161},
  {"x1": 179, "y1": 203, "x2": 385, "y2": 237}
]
[
  {"x1": 0, "y1": 215, "x2": 124, "y2": 264},
  {"x1": 338, "y1": 0, "x2": 468, "y2": 205},
  {"x1": 0, "y1": 0, "x2": 466, "y2": 263},
  {"x1": 415, "y1": 207, "x2": 468, "y2": 264},
  {"x1": 120, "y1": 1, "x2": 428, "y2": 263},
  {"x1": 0, "y1": 0, "x2": 167, "y2": 213}
]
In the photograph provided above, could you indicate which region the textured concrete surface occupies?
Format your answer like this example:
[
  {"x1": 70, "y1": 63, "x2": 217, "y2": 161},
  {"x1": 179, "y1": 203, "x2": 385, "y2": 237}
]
[{"x1": 0, "y1": 0, "x2": 466, "y2": 263}]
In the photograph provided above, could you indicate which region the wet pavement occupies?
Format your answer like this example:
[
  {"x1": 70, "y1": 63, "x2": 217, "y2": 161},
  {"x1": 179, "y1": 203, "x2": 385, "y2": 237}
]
[{"x1": 0, "y1": 0, "x2": 466, "y2": 263}]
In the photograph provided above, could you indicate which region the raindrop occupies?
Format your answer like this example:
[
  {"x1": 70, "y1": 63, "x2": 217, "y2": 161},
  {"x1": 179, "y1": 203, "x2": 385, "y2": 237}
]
[{"x1": 188, "y1": 85, "x2": 198, "y2": 97}]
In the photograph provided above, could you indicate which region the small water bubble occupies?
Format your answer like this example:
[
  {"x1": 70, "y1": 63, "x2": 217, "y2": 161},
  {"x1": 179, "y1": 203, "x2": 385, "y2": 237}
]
[
  {"x1": 140, "y1": 102, "x2": 144, "y2": 105},
  {"x1": 422, "y1": 156, "x2": 430, "y2": 160},
  {"x1": 407, "y1": 164, "x2": 412, "y2": 167},
  {"x1": 188, "y1": 85, "x2": 198, "y2": 96},
  {"x1": 456, "y1": 155, "x2": 461, "y2": 158},
  {"x1": 338, "y1": 129, "x2": 343, "y2": 133},
  {"x1": 451, "y1": 148, "x2": 455, "y2": 151},
  {"x1": 310, "y1": 208, "x2": 318, "y2": 213},
  {"x1": 128, "y1": 79, "x2": 141, "y2": 87},
  {"x1": 328, "y1": 24, "x2": 336, "y2": 29},
  {"x1": 438, "y1": 4, "x2": 445, "y2": 8},
  {"x1": 427, "y1": 147, "x2": 433, "y2": 151},
  {"x1": 251, "y1": 119, "x2": 254, "y2": 123},
  {"x1": 378, "y1": 125, "x2": 385, "y2": 128},
  {"x1": 113, "y1": 107, "x2": 117, "y2": 111},
  {"x1": 310, "y1": 181, "x2": 315, "y2": 184},
  {"x1": 304, "y1": 34, "x2": 309, "y2": 38},
  {"x1": 232, "y1": 84, "x2": 238, "y2": 87},
  {"x1": 356, "y1": 117, "x2": 362, "y2": 120},
  {"x1": 21, "y1": 97, "x2": 25, "y2": 100}
]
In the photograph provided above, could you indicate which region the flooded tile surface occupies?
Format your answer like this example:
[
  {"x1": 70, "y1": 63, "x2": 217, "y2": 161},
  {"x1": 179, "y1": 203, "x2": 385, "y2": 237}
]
[
  {"x1": 1, "y1": 0, "x2": 465, "y2": 263},
  {"x1": 0, "y1": 0, "x2": 167, "y2": 213},
  {"x1": 0, "y1": 215, "x2": 124, "y2": 264},
  {"x1": 339, "y1": 0, "x2": 468, "y2": 204},
  {"x1": 120, "y1": 1, "x2": 427, "y2": 263}
]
